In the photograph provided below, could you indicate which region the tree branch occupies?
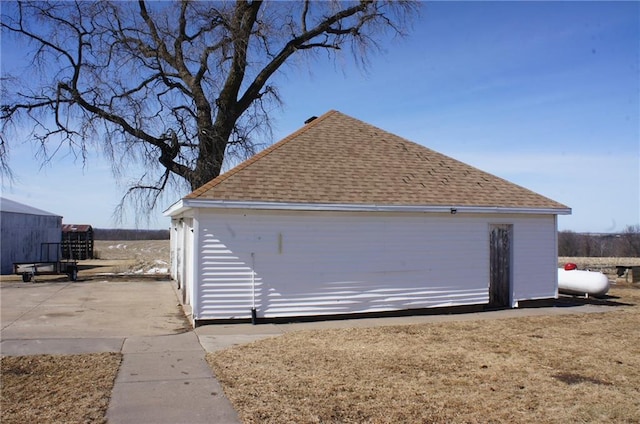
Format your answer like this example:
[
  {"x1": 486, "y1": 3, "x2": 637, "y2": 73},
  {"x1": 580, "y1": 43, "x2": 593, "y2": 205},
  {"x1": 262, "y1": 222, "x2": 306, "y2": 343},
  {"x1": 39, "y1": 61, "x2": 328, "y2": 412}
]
[
  {"x1": 1, "y1": 0, "x2": 418, "y2": 214},
  {"x1": 236, "y1": 1, "x2": 370, "y2": 114}
]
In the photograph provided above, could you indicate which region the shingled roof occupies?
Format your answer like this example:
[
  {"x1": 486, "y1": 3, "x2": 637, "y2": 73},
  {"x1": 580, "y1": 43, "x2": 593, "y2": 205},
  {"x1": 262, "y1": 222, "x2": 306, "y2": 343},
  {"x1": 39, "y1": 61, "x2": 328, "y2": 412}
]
[{"x1": 185, "y1": 110, "x2": 568, "y2": 211}]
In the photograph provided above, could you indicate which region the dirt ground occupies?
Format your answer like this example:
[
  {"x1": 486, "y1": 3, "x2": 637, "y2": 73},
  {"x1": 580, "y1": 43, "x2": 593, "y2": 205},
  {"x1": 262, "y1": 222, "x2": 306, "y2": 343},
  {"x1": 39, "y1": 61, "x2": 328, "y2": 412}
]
[
  {"x1": 0, "y1": 240, "x2": 170, "y2": 282},
  {"x1": 88, "y1": 239, "x2": 170, "y2": 275},
  {"x1": 209, "y1": 285, "x2": 640, "y2": 424}
]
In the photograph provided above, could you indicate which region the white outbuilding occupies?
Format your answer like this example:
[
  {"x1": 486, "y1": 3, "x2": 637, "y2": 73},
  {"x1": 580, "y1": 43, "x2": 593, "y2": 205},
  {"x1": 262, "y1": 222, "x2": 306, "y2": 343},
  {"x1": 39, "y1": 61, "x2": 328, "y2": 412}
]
[
  {"x1": 165, "y1": 110, "x2": 571, "y2": 326},
  {"x1": 0, "y1": 197, "x2": 62, "y2": 275}
]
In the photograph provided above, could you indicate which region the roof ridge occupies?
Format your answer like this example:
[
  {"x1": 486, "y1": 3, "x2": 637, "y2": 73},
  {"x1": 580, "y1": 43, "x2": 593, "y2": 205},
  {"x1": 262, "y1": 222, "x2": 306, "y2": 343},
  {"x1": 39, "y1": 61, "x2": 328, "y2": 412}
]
[{"x1": 186, "y1": 110, "x2": 338, "y2": 199}]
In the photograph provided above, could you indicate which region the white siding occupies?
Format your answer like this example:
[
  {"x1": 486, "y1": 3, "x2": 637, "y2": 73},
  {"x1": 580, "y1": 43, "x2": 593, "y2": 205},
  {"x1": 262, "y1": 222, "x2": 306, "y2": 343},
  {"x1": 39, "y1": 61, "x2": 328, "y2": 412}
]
[
  {"x1": 183, "y1": 218, "x2": 195, "y2": 308},
  {"x1": 174, "y1": 220, "x2": 185, "y2": 289},
  {"x1": 170, "y1": 219, "x2": 179, "y2": 281},
  {"x1": 190, "y1": 209, "x2": 558, "y2": 321},
  {"x1": 170, "y1": 218, "x2": 196, "y2": 309}
]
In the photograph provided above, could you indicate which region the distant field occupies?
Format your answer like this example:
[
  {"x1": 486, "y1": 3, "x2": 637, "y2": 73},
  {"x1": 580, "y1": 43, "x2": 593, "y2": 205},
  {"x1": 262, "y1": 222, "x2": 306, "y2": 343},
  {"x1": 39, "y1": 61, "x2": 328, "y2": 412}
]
[
  {"x1": 93, "y1": 240, "x2": 169, "y2": 261},
  {"x1": 89, "y1": 240, "x2": 170, "y2": 275}
]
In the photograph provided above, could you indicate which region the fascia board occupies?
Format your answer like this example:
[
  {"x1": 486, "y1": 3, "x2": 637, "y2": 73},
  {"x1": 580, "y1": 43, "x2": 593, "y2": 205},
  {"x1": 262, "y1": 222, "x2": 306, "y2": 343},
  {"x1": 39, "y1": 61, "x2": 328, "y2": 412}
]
[
  {"x1": 178, "y1": 199, "x2": 571, "y2": 216},
  {"x1": 163, "y1": 199, "x2": 188, "y2": 216}
]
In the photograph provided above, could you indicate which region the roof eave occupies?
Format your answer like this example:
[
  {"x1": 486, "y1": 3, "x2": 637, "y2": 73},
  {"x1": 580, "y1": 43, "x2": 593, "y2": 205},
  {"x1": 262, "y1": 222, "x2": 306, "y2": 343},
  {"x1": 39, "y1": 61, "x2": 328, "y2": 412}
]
[
  {"x1": 173, "y1": 199, "x2": 571, "y2": 216},
  {"x1": 163, "y1": 199, "x2": 190, "y2": 217}
]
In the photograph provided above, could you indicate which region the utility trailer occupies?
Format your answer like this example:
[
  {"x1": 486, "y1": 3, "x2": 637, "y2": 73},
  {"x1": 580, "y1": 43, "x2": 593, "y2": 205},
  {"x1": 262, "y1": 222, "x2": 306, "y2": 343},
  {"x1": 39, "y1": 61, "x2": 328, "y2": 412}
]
[{"x1": 13, "y1": 242, "x2": 78, "y2": 282}]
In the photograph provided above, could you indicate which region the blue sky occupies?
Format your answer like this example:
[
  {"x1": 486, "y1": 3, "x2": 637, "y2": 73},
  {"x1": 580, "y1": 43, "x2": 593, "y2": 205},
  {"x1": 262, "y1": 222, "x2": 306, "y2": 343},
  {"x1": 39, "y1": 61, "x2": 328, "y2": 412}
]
[{"x1": 1, "y1": 1, "x2": 639, "y2": 232}]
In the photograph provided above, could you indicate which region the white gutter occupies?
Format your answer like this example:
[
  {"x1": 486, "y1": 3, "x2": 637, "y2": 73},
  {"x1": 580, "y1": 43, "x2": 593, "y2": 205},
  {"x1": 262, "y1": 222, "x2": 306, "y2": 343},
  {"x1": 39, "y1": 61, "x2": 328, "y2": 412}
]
[
  {"x1": 164, "y1": 198, "x2": 571, "y2": 216},
  {"x1": 163, "y1": 199, "x2": 188, "y2": 216}
]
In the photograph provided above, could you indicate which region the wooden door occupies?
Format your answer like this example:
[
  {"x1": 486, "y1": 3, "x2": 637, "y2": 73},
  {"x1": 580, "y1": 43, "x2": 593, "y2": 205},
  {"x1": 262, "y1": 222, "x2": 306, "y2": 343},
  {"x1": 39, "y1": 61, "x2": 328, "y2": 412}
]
[{"x1": 489, "y1": 224, "x2": 512, "y2": 308}]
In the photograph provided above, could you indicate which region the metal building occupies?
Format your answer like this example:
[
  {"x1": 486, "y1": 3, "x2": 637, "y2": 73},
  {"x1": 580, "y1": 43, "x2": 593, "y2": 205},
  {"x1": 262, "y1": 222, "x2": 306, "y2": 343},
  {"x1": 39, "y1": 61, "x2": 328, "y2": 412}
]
[{"x1": 0, "y1": 197, "x2": 62, "y2": 275}]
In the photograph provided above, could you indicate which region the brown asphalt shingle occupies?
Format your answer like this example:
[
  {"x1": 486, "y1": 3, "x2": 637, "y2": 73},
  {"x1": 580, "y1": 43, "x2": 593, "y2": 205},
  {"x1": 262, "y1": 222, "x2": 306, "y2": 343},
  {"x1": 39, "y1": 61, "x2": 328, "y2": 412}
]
[{"x1": 186, "y1": 110, "x2": 568, "y2": 210}]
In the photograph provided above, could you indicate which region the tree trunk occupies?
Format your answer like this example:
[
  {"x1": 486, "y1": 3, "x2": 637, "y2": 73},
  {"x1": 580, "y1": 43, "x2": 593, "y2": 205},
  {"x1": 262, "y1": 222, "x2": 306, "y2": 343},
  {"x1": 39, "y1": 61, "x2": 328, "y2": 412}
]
[{"x1": 190, "y1": 136, "x2": 222, "y2": 190}]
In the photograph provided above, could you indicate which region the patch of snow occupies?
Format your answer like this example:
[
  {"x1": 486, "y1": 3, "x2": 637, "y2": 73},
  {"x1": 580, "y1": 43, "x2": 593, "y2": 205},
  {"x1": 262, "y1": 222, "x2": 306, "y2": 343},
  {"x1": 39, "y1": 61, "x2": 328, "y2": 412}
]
[
  {"x1": 146, "y1": 267, "x2": 169, "y2": 274},
  {"x1": 108, "y1": 244, "x2": 128, "y2": 249}
]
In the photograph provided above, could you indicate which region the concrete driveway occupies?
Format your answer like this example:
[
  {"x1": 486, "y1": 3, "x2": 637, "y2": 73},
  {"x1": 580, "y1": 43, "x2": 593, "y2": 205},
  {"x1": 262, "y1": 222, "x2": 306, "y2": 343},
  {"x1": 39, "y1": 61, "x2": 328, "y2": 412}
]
[
  {"x1": 0, "y1": 278, "x2": 242, "y2": 423},
  {"x1": 1, "y1": 279, "x2": 190, "y2": 355}
]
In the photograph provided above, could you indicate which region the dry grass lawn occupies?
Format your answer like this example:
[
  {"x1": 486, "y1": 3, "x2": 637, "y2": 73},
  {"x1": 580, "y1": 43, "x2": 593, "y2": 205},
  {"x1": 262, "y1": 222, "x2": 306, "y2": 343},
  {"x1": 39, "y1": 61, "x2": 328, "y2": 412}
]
[
  {"x1": 208, "y1": 286, "x2": 640, "y2": 423},
  {"x1": 1, "y1": 253, "x2": 637, "y2": 423},
  {"x1": 1, "y1": 352, "x2": 121, "y2": 424}
]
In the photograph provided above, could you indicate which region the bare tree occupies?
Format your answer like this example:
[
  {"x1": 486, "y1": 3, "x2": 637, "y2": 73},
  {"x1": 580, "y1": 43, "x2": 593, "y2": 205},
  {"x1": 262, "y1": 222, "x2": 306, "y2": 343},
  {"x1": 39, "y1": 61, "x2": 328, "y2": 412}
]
[
  {"x1": 558, "y1": 230, "x2": 580, "y2": 256},
  {"x1": 1, "y1": 0, "x2": 417, "y2": 213},
  {"x1": 620, "y1": 225, "x2": 640, "y2": 257}
]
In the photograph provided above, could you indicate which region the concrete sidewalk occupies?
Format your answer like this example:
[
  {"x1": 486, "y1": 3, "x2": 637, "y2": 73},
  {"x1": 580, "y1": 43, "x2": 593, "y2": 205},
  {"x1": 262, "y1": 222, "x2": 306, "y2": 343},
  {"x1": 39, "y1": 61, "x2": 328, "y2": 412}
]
[
  {"x1": 1, "y1": 279, "x2": 241, "y2": 424},
  {"x1": 107, "y1": 332, "x2": 239, "y2": 424}
]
